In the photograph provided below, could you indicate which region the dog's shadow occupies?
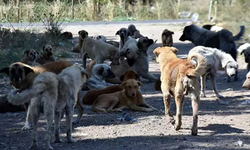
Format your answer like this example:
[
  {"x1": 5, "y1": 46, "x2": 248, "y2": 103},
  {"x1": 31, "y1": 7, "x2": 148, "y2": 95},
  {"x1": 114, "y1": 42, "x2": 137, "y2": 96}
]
[{"x1": 199, "y1": 124, "x2": 244, "y2": 134}]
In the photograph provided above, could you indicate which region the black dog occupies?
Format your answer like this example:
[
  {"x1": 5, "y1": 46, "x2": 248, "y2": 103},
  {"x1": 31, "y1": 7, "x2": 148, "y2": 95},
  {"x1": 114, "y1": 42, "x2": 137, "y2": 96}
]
[{"x1": 179, "y1": 24, "x2": 245, "y2": 81}]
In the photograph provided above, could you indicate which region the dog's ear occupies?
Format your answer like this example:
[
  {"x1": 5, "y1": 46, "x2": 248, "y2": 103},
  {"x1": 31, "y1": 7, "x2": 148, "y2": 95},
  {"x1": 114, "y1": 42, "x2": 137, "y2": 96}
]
[
  {"x1": 97, "y1": 67, "x2": 104, "y2": 76},
  {"x1": 0, "y1": 67, "x2": 10, "y2": 76},
  {"x1": 23, "y1": 66, "x2": 34, "y2": 75},
  {"x1": 170, "y1": 47, "x2": 179, "y2": 54},
  {"x1": 85, "y1": 31, "x2": 89, "y2": 36},
  {"x1": 148, "y1": 39, "x2": 154, "y2": 45},
  {"x1": 115, "y1": 30, "x2": 120, "y2": 36},
  {"x1": 137, "y1": 81, "x2": 143, "y2": 87},
  {"x1": 24, "y1": 50, "x2": 29, "y2": 54},
  {"x1": 128, "y1": 30, "x2": 131, "y2": 36},
  {"x1": 153, "y1": 47, "x2": 161, "y2": 56},
  {"x1": 137, "y1": 41, "x2": 143, "y2": 50},
  {"x1": 78, "y1": 31, "x2": 81, "y2": 35},
  {"x1": 241, "y1": 50, "x2": 245, "y2": 55},
  {"x1": 121, "y1": 81, "x2": 127, "y2": 89}
]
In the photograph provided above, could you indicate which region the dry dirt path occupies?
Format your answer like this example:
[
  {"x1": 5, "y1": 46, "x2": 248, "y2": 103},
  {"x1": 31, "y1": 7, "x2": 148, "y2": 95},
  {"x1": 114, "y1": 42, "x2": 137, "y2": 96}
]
[{"x1": 0, "y1": 22, "x2": 250, "y2": 150}]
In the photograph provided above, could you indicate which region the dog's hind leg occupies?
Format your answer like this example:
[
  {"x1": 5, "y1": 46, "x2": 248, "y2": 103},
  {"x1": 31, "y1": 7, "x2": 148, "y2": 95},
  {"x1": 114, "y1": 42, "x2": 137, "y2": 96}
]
[
  {"x1": 200, "y1": 75, "x2": 206, "y2": 97},
  {"x1": 54, "y1": 111, "x2": 62, "y2": 143},
  {"x1": 22, "y1": 108, "x2": 32, "y2": 131},
  {"x1": 188, "y1": 80, "x2": 200, "y2": 136},
  {"x1": 29, "y1": 100, "x2": 40, "y2": 150},
  {"x1": 107, "y1": 98, "x2": 120, "y2": 112},
  {"x1": 44, "y1": 100, "x2": 55, "y2": 150},
  {"x1": 74, "y1": 92, "x2": 84, "y2": 124},
  {"x1": 162, "y1": 93, "x2": 175, "y2": 125},
  {"x1": 210, "y1": 72, "x2": 226, "y2": 99},
  {"x1": 65, "y1": 96, "x2": 77, "y2": 143},
  {"x1": 174, "y1": 94, "x2": 184, "y2": 131}
]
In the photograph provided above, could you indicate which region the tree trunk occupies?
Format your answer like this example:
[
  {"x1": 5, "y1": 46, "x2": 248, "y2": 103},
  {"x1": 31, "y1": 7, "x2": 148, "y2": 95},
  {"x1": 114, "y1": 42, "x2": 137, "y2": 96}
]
[{"x1": 72, "y1": 0, "x2": 75, "y2": 19}]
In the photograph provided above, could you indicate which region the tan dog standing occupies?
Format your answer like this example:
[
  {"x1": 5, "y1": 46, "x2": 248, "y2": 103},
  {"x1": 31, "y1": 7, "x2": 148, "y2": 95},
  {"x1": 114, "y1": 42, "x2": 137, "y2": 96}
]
[
  {"x1": 35, "y1": 44, "x2": 55, "y2": 65},
  {"x1": 78, "y1": 30, "x2": 120, "y2": 68},
  {"x1": 154, "y1": 46, "x2": 207, "y2": 135},
  {"x1": 92, "y1": 79, "x2": 156, "y2": 113}
]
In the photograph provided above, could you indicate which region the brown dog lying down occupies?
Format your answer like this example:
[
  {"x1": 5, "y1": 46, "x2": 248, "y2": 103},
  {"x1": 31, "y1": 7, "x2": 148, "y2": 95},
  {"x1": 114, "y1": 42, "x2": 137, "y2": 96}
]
[
  {"x1": 153, "y1": 46, "x2": 207, "y2": 136},
  {"x1": 35, "y1": 44, "x2": 55, "y2": 65},
  {"x1": 74, "y1": 70, "x2": 140, "y2": 123},
  {"x1": 21, "y1": 49, "x2": 39, "y2": 66},
  {"x1": 0, "y1": 60, "x2": 73, "y2": 130},
  {"x1": 92, "y1": 79, "x2": 157, "y2": 113}
]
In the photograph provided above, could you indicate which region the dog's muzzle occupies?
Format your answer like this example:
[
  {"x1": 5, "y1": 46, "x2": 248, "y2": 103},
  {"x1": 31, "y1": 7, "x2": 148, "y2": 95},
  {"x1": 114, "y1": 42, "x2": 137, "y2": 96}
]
[{"x1": 47, "y1": 52, "x2": 53, "y2": 56}]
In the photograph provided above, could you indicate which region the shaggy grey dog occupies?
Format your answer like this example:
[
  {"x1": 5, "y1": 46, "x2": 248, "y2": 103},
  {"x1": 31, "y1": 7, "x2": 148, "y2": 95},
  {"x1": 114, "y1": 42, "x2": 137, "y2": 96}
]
[{"x1": 7, "y1": 64, "x2": 88, "y2": 150}]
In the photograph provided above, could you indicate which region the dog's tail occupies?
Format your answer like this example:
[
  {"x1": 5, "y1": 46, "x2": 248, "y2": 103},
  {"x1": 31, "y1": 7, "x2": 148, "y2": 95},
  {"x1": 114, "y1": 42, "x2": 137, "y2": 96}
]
[
  {"x1": 7, "y1": 83, "x2": 47, "y2": 105},
  {"x1": 186, "y1": 53, "x2": 207, "y2": 77},
  {"x1": 230, "y1": 25, "x2": 245, "y2": 41}
]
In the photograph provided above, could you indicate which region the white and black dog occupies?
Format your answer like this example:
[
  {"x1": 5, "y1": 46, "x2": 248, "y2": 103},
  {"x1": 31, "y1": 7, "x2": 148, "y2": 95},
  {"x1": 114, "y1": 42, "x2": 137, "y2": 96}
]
[
  {"x1": 82, "y1": 63, "x2": 115, "y2": 90},
  {"x1": 180, "y1": 24, "x2": 244, "y2": 81}
]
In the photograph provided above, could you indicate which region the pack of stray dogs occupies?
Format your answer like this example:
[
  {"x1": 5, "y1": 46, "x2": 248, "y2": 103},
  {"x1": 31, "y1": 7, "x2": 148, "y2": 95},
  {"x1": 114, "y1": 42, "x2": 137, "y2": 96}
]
[{"x1": 1, "y1": 23, "x2": 250, "y2": 149}]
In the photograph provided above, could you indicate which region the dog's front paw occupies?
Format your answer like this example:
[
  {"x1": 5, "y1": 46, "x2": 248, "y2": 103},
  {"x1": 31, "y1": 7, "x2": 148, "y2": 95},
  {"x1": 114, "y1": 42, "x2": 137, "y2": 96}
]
[
  {"x1": 22, "y1": 124, "x2": 31, "y2": 131},
  {"x1": 200, "y1": 92, "x2": 206, "y2": 97},
  {"x1": 216, "y1": 94, "x2": 224, "y2": 99},
  {"x1": 191, "y1": 126, "x2": 198, "y2": 136},
  {"x1": 67, "y1": 137, "x2": 77, "y2": 143},
  {"x1": 46, "y1": 145, "x2": 54, "y2": 150},
  {"x1": 168, "y1": 116, "x2": 175, "y2": 126},
  {"x1": 29, "y1": 144, "x2": 38, "y2": 150},
  {"x1": 55, "y1": 138, "x2": 63, "y2": 143},
  {"x1": 175, "y1": 122, "x2": 182, "y2": 131}
]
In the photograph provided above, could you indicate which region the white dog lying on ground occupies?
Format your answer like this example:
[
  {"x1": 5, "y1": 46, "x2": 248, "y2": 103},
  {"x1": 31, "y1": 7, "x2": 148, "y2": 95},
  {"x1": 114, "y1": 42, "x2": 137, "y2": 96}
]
[
  {"x1": 82, "y1": 63, "x2": 115, "y2": 90},
  {"x1": 188, "y1": 46, "x2": 238, "y2": 104}
]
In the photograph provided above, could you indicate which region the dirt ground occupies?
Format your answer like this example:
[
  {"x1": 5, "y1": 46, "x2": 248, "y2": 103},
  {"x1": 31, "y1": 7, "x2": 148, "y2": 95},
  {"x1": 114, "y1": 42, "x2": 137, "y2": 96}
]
[{"x1": 0, "y1": 22, "x2": 250, "y2": 150}]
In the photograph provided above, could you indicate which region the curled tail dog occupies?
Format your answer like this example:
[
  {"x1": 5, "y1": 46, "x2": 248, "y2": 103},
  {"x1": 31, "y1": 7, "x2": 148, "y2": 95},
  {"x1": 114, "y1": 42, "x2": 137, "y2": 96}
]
[{"x1": 186, "y1": 53, "x2": 207, "y2": 77}]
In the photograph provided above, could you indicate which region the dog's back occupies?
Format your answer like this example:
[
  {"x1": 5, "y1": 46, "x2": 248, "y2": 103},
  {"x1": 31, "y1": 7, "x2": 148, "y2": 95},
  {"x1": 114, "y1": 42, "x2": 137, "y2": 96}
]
[{"x1": 82, "y1": 85, "x2": 123, "y2": 105}]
